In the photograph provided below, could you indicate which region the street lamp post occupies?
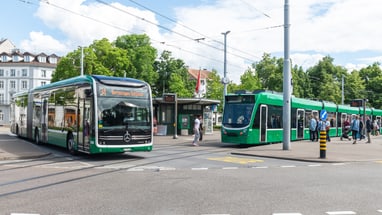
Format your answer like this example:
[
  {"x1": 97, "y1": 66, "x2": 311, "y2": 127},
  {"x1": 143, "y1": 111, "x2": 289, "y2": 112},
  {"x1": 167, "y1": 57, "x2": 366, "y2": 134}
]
[
  {"x1": 80, "y1": 46, "x2": 84, "y2": 76},
  {"x1": 222, "y1": 31, "x2": 230, "y2": 98},
  {"x1": 283, "y1": 0, "x2": 291, "y2": 150}
]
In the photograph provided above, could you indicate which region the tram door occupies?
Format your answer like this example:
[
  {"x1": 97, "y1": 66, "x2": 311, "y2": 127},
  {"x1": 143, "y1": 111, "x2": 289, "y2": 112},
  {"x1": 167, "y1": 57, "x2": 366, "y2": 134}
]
[
  {"x1": 77, "y1": 90, "x2": 92, "y2": 152},
  {"x1": 297, "y1": 109, "x2": 305, "y2": 139},
  {"x1": 260, "y1": 105, "x2": 267, "y2": 142},
  {"x1": 41, "y1": 98, "x2": 49, "y2": 143}
]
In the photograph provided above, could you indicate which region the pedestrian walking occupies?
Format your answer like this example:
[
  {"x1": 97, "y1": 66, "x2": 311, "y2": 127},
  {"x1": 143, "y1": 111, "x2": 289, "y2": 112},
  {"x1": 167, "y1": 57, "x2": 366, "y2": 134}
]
[
  {"x1": 358, "y1": 117, "x2": 365, "y2": 140},
  {"x1": 192, "y1": 115, "x2": 202, "y2": 146},
  {"x1": 373, "y1": 120, "x2": 379, "y2": 136},
  {"x1": 199, "y1": 117, "x2": 203, "y2": 141},
  {"x1": 366, "y1": 116, "x2": 372, "y2": 143},
  {"x1": 309, "y1": 115, "x2": 317, "y2": 141},
  {"x1": 325, "y1": 118, "x2": 331, "y2": 142},
  {"x1": 351, "y1": 115, "x2": 360, "y2": 144}
]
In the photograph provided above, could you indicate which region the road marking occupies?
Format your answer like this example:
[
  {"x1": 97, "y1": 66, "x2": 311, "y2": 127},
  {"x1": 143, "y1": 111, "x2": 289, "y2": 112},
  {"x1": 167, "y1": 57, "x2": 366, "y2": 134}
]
[
  {"x1": 326, "y1": 211, "x2": 356, "y2": 215},
  {"x1": 208, "y1": 156, "x2": 263, "y2": 164},
  {"x1": 11, "y1": 213, "x2": 40, "y2": 215},
  {"x1": 377, "y1": 209, "x2": 382, "y2": 213},
  {"x1": 273, "y1": 213, "x2": 302, "y2": 215},
  {"x1": 253, "y1": 166, "x2": 269, "y2": 169},
  {"x1": 281, "y1": 165, "x2": 296, "y2": 168},
  {"x1": 332, "y1": 163, "x2": 346, "y2": 166},
  {"x1": 308, "y1": 164, "x2": 322, "y2": 167},
  {"x1": 222, "y1": 167, "x2": 238, "y2": 170},
  {"x1": 192, "y1": 167, "x2": 208, "y2": 170}
]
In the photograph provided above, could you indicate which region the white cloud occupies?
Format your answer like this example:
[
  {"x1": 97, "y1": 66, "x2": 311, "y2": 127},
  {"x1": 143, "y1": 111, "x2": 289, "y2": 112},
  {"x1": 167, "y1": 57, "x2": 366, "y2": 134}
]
[
  {"x1": 20, "y1": 31, "x2": 68, "y2": 54},
  {"x1": 21, "y1": 0, "x2": 382, "y2": 84}
]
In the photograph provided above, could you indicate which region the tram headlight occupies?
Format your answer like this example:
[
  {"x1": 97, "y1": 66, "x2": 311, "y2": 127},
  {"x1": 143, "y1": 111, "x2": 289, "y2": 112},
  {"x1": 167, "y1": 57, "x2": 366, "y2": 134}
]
[{"x1": 240, "y1": 128, "x2": 248, "y2": 136}]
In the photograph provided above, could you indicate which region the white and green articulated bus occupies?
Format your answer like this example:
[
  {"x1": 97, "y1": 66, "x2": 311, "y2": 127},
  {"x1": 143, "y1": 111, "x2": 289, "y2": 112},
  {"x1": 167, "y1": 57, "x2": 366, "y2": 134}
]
[{"x1": 10, "y1": 75, "x2": 153, "y2": 154}]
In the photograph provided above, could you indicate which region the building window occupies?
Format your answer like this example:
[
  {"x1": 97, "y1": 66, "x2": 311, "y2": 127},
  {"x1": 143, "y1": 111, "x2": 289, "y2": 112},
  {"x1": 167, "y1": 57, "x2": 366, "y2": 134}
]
[
  {"x1": 41, "y1": 81, "x2": 46, "y2": 86},
  {"x1": 0, "y1": 81, "x2": 3, "y2": 89},
  {"x1": 0, "y1": 110, "x2": 3, "y2": 121},
  {"x1": 1, "y1": 56, "x2": 7, "y2": 62},
  {"x1": 10, "y1": 69, "x2": 16, "y2": 77},
  {"x1": 10, "y1": 81, "x2": 16, "y2": 89},
  {"x1": 50, "y1": 57, "x2": 57, "y2": 64},
  {"x1": 0, "y1": 69, "x2": 3, "y2": 76},
  {"x1": 41, "y1": 70, "x2": 46, "y2": 78},
  {"x1": 38, "y1": 56, "x2": 46, "y2": 63},
  {"x1": 12, "y1": 55, "x2": 19, "y2": 62},
  {"x1": 22, "y1": 81, "x2": 27, "y2": 89},
  {"x1": 22, "y1": 69, "x2": 28, "y2": 77},
  {"x1": 25, "y1": 55, "x2": 30, "y2": 62},
  {"x1": 0, "y1": 94, "x2": 4, "y2": 104}
]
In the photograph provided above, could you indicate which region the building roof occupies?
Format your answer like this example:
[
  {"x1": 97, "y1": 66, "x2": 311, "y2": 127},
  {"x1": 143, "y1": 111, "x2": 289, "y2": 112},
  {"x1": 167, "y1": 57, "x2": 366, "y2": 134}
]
[{"x1": 188, "y1": 68, "x2": 210, "y2": 80}]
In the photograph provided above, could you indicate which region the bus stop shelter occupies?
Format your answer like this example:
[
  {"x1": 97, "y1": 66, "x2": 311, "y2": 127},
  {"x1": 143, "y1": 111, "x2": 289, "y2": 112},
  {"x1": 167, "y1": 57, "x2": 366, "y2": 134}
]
[{"x1": 153, "y1": 96, "x2": 220, "y2": 136}]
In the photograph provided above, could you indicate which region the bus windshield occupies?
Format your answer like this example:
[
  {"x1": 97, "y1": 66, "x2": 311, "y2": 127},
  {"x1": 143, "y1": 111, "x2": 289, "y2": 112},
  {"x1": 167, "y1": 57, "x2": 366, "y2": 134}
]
[
  {"x1": 222, "y1": 95, "x2": 255, "y2": 128},
  {"x1": 97, "y1": 85, "x2": 151, "y2": 130}
]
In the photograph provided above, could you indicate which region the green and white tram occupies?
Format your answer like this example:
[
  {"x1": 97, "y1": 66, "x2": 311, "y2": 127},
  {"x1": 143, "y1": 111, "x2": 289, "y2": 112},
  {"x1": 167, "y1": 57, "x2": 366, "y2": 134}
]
[
  {"x1": 10, "y1": 75, "x2": 153, "y2": 154},
  {"x1": 221, "y1": 90, "x2": 382, "y2": 145}
]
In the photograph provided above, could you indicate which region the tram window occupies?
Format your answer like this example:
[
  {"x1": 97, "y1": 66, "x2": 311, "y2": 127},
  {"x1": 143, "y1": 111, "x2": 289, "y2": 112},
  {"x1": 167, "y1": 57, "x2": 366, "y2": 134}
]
[{"x1": 267, "y1": 105, "x2": 282, "y2": 129}]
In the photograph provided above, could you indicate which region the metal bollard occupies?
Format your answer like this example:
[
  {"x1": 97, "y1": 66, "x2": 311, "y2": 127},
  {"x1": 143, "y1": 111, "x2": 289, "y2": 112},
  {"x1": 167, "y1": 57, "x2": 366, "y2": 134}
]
[{"x1": 320, "y1": 130, "x2": 326, "y2": 158}]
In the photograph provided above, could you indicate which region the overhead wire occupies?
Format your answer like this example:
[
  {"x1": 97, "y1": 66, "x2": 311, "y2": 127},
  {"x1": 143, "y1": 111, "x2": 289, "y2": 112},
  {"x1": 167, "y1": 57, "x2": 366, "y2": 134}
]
[{"x1": 19, "y1": 0, "x2": 268, "y2": 72}]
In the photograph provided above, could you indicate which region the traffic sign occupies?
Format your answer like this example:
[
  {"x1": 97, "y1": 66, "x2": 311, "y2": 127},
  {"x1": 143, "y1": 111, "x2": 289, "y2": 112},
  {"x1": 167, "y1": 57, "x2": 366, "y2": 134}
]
[{"x1": 320, "y1": 109, "x2": 327, "y2": 120}]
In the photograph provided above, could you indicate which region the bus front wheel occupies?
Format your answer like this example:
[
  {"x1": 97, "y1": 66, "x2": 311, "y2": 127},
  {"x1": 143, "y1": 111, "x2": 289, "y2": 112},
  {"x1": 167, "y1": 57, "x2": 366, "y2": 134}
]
[{"x1": 67, "y1": 135, "x2": 77, "y2": 155}]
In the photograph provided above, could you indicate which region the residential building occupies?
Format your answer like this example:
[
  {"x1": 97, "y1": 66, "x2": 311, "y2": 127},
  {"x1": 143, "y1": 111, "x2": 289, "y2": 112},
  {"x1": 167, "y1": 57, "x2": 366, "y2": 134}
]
[{"x1": 0, "y1": 39, "x2": 59, "y2": 126}]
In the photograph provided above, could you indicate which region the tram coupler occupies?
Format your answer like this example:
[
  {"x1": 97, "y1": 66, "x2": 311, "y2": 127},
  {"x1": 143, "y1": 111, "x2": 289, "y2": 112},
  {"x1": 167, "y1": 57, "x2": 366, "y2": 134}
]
[{"x1": 319, "y1": 130, "x2": 326, "y2": 159}]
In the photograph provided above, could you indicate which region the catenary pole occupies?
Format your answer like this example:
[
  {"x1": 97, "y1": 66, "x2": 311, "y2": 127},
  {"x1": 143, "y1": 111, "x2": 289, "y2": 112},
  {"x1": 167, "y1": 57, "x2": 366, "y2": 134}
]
[
  {"x1": 222, "y1": 31, "x2": 230, "y2": 103},
  {"x1": 80, "y1": 46, "x2": 84, "y2": 76},
  {"x1": 283, "y1": 0, "x2": 291, "y2": 150}
]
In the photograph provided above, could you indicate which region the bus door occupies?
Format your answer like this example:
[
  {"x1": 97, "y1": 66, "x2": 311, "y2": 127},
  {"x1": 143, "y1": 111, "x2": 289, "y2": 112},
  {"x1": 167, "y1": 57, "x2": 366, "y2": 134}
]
[
  {"x1": 77, "y1": 93, "x2": 92, "y2": 152},
  {"x1": 259, "y1": 105, "x2": 267, "y2": 142},
  {"x1": 297, "y1": 109, "x2": 305, "y2": 139},
  {"x1": 41, "y1": 98, "x2": 49, "y2": 143}
]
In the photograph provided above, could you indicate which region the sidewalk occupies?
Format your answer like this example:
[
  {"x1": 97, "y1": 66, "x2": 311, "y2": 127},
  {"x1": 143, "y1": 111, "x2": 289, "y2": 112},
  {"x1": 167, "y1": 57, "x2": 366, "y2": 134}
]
[
  {"x1": 0, "y1": 126, "x2": 51, "y2": 160},
  {"x1": 1, "y1": 125, "x2": 382, "y2": 163}
]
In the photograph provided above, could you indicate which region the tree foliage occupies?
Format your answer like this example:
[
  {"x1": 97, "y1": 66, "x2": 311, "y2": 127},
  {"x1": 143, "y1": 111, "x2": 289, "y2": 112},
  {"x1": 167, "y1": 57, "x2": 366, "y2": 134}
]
[
  {"x1": 52, "y1": 33, "x2": 382, "y2": 110},
  {"x1": 153, "y1": 50, "x2": 194, "y2": 97}
]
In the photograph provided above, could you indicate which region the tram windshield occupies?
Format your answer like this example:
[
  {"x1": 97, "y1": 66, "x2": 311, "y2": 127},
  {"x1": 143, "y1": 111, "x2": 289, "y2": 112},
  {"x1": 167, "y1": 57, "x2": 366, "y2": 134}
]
[{"x1": 222, "y1": 95, "x2": 254, "y2": 128}]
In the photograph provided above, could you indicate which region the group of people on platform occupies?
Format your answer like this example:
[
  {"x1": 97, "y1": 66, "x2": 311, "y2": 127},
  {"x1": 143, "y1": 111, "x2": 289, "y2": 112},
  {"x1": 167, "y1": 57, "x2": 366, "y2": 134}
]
[
  {"x1": 309, "y1": 116, "x2": 332, "y2": 142},
  {"x1": 309, "y1": 114, "x2": 380, "y2": 145}
]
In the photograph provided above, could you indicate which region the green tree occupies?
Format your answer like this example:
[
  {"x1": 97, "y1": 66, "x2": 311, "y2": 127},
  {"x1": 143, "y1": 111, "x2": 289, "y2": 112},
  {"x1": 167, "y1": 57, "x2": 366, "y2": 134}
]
[
  {"x1": 359, "y1": 62, "x2": 382, "y2": 108},
  {"x1": 291, "y1": 65, "x2": 313, "y2": 99},
  {"x1": 237, "y1": 68, "x2": 261, "y2": 91},
  {"x1": 306, "y1": 56, "x2": 345, "y2": 103},
  {"x1": 153, "y1": 50, "x2": 193, "y2": 97},
  {"x1": 254, "y1": 53, "x2": 283, "y2": 92},
  {"x1": 345, "y1": 70, "x2": 365, "y2": 104},
  {"x1": 114, "y1": 34, "x2": 158, "y2": 87},
  {"x1": 205, "y1": 69, "x2": 224, "y2": 111}
]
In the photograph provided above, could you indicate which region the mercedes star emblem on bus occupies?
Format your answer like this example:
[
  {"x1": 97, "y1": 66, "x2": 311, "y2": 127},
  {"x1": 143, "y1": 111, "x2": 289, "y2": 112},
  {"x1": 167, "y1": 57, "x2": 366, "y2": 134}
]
[{"x1": 123, "y1": 131, "x2": 132, "y2": 143}]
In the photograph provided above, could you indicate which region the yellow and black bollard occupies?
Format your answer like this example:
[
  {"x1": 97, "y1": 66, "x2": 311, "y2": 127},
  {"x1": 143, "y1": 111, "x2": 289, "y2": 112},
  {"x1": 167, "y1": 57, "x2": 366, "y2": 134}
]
[{"x1": 320, "y1": 130, "x2": 326, "y2": 158}]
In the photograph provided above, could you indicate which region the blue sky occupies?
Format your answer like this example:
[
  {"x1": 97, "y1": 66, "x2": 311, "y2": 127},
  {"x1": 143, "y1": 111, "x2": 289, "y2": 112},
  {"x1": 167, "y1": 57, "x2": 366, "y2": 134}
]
[{"x1": 2, "y1": 0, "x2": 382, "y2": 83}]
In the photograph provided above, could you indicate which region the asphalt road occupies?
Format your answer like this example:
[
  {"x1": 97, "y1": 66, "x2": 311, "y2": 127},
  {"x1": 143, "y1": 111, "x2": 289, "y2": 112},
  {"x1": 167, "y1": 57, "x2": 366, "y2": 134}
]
[{"x1": 1, "y1": 136, "x2": 382, "y2": 214}]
